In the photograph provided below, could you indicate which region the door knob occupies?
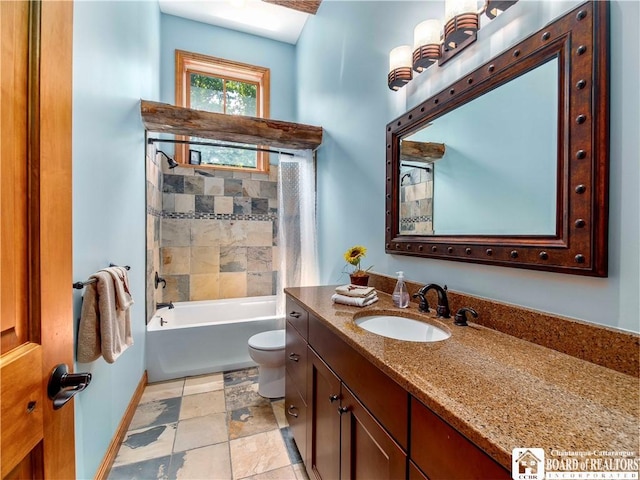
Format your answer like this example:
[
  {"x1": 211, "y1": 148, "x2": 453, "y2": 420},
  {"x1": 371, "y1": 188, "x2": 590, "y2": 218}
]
[{"x1": 47, "y1": 364, "x2": 92, "y2": 410}]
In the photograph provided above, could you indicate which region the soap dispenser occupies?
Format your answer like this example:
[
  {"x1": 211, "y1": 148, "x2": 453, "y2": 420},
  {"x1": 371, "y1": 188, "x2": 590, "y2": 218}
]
[{"x1": 392, "y1": 271, "x2": 410, "y2": 308}]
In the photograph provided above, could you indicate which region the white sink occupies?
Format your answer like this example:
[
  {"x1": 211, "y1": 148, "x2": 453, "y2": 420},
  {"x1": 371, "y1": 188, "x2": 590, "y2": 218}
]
[{"x1": 355, "y1": 315, "x2": 450, "y2": 342}]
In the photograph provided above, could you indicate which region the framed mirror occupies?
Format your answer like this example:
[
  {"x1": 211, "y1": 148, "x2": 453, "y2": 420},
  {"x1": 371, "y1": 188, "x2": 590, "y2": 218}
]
[{"x1": 385, "y1": 1, "x2": 609, "y2": 276}]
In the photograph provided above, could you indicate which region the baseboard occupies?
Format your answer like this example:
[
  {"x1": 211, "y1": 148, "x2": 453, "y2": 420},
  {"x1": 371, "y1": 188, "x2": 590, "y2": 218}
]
[{"x1": 94, "y1": 370, "x2": 148, "y2": 480}]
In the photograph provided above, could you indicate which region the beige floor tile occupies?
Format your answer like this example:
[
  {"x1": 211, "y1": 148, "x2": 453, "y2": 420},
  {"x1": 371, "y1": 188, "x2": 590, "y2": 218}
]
[
  {"x1": 170, "y1": 443, "x2": 232, "y2": 480},
  {"x1": 230, "y1": 430, "x2": 290, "y2": 479},
  {"x1": 242, "y1": 465, "x2": 297, "y2": 480},
  {"x1": 113, "y1": 424, "x2": 177, "y2": 467},
  {"x1": 184, "y1": 372, "x2": 225, "y2": 395},
  {"x1": 174, "y1": 413, "x2": 228, "y2": 452},
  {"x1": 140, "y1": 379, "x2": 184, "y2": 404},
  {"x1": 228, "y1": 403, "x2": 279, "y2": 440},
  {"x1": 293, "y1": 463, "x2": 310, "y2": 480},
  {"x1": 270, "y1": 400, "x2": 288, "y2": 429},
  {"x1": 180, "y1": 390, "x2": 226, "y2": 420}
]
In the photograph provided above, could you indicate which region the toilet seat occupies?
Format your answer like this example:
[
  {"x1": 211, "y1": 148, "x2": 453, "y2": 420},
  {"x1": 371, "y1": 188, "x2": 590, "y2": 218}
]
[{"x1": 248, "y1": 329, "x2": 285, "y2": 351}]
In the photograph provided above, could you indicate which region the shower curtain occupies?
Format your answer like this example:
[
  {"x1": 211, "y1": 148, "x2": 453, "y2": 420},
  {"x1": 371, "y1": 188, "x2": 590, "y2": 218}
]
[{"x1": 276, "y1": 149, "x2": 319, "y2": 315}]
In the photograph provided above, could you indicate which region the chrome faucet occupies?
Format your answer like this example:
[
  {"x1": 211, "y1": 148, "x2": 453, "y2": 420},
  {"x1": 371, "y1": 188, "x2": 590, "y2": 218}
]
[
  {"x1": 413, "y1": 284, "x2": 450, "y2": 318},
  {"x1": 157, "y1": 301, "x2": 174, "y2": 310}
]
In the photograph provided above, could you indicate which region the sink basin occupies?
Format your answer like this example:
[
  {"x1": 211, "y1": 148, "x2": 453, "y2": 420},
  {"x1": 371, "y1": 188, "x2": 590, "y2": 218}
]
[{"x1": 355, "y1": 315, "x2": 450, "y2": 342}]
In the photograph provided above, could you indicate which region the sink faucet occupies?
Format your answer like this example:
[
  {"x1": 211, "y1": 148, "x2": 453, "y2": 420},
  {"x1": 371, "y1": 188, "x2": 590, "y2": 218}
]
[
  {"x1": 413, "y1": 284, "x2": 450, "y2": 318},
  {"x1": 157, "y1": 301, "x2": 174, "y2": 310}
]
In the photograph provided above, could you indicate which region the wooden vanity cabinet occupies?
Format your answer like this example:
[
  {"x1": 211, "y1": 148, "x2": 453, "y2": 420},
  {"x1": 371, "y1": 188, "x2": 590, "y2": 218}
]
[
  {"x1": 308, "y1": 349, "x2": 342, "y2": 480},
  {"x1": 308, "y1": 348, "x2": 406, "y2": 480},
  {"x1": 410, "y1": 398, "x2": 510, "y2": 480},
  {"x1": 284, "y1": 294, "x2": 510, "y2": 480},
  {"x1": 284, "y1": 297, "x2": 310, "y2": 465},
  {"x1": 339, "y1": 385, "x2": 406, "y2": 480}
]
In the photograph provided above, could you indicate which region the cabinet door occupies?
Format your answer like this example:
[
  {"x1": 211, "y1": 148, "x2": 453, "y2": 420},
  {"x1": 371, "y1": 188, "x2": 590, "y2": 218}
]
[
  {"x1": 308, "y1": 348, "x2": 342, "y2": 480},
  {"x1": 340, "y1": 386, "x2": 407, "y2": 480},
  {"x1": 410, "y1": 398, "x2": 510, "y2": 479},
  {"x1": 285, "y1": 370, "x2": 308, "y2": 466}
]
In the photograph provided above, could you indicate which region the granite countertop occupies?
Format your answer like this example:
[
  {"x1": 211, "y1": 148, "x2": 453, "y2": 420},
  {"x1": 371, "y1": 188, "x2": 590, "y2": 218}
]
[{"x1": 285, "y1": 285, "x2": 640, "y2": 469}]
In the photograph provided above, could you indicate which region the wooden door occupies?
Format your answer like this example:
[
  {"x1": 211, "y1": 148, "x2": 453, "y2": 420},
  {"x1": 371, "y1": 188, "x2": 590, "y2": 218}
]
[
  {"x1": 1, "y1": 1, "x2": 75, "y2": 478},
  {"x1": 308, "y1": 349, "x2": 341, "y2": 480},
  {"x1": 339, "y1": 386, "x2": 406, "y2": 480}
]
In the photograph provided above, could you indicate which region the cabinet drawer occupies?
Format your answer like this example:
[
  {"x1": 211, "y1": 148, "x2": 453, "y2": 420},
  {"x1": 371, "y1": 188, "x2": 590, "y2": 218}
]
[
  {"x1": 309, "y1": 313, "x2": 408, "y2": 450},
  {"x1": 285, "y1": 370, "x2": 307, "y2": 465},
  {"x1": 286, "y1": 296, "x2": 308, "y2": 339},
  {"x1": 286, "y1": 321, "x2": 308, "y2": 402},
  {"x1": 410, "y1": 398, "x2": 510, "y2": 480}
]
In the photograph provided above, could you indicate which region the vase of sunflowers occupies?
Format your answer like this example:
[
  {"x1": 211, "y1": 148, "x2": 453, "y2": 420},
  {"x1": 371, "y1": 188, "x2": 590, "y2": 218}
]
[{"x1": 344, "y1": 245, "x2": 372, "y2": 286}]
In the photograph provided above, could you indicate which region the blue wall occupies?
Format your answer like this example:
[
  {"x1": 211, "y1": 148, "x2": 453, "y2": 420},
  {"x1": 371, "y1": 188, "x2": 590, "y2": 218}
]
[
  {"x1": 297, "y1": 1, "x2": 639, "y2": 333},
  {"x1": 72, "y1": 1, "x2": 160, "y2": 478},
  {"x1": 160, "y1": 13, "x2": 296, "y2": 122}
]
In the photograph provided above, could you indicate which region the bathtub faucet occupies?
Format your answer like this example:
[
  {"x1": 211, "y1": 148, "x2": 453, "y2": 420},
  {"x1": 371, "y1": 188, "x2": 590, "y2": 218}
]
[{"x1": 157, "y1": 301, "x2": 174, "y2": 310}]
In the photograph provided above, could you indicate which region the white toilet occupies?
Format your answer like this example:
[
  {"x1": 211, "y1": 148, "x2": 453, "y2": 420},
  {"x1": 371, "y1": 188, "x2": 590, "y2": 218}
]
[{"x1": 247, "y1": 329, "x2": 286, "y2": 398}]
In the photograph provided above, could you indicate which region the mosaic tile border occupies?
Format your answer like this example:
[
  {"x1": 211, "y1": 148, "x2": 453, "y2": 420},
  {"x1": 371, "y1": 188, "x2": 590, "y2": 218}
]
[
  {"x1": 163, "y1": 211, "x2": 278, "y2": 222},
  {"x1": 147, "y1": 205, "x2": 163, "y2": 218},
  {"x1": 401, "y1": 215, "x2": 432, "y2": 224}
]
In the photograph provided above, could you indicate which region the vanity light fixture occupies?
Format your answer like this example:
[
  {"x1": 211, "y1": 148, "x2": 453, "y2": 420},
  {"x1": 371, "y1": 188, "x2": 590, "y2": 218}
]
[
  {"x1": 413, "y1": 19, "x2": 442, "y2": 72},
  {"x1": 388, "y1": 45, "x2": 413, "y2": 90},
  {"x1": 389, "y1": 0, "x2": 519, "y2": 90},
  {"x1": 441, "y1": 0, "x2": 480, "y2": 64},
  {"x1": 485, "y1": 0, "x2": 518, "y2": 19}
]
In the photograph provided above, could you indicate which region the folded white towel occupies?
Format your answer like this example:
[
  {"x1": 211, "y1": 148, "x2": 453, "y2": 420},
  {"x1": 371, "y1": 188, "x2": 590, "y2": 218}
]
[
  {"x1": 332, "y1": 293, "x2": 379, "y2": 307},
  {"x1": 335, "y1": 284, "x2": 377, "y2": 298}
]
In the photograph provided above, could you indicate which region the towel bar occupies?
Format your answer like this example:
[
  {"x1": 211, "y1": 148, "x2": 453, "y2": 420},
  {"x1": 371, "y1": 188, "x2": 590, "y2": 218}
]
[{"x1": 73, "y1": 264, "x2": 130, "y2": 289}]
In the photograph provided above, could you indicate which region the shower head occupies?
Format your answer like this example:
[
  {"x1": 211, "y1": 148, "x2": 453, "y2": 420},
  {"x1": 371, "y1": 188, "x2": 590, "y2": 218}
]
[{"x1": 157, "y1": 150, "x2": 179, "y2": 169}]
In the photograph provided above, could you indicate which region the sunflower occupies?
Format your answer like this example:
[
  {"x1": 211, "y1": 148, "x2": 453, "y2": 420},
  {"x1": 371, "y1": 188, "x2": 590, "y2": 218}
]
[{"x1": 343, "y1": 245, "x2": 372, "y2": 276}]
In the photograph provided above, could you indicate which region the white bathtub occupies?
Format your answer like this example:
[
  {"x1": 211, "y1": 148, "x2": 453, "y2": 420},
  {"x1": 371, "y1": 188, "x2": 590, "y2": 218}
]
[{"x1": 146, "y1": 295, "x2": 284, "y2": 382}]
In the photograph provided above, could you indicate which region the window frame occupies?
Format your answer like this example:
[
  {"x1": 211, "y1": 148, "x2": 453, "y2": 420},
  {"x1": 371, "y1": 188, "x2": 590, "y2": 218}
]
[{"x1": 175, "y1": 50, "x2": 271, "y2": 172}]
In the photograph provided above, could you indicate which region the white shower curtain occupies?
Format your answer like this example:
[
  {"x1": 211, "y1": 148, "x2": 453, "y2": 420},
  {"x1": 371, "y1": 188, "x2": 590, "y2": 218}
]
[{"x1": 276, "y1": 149, "x2": 319, "y2": 315}]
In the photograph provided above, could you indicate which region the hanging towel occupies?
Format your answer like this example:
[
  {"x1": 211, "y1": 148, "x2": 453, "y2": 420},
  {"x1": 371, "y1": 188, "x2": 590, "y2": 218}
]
[
  {"x1": 331, "y1": 293, "x2": 379, "y2": 307},
  {"x1": 335, "y1": 284, "x2": 377, "y2": 298},
  {"x1": 76, "y1": 268, "x2": 134, "y2": 364},
  {"x1": 77, "y1": 279, "x2": 101, "y2": 363},
  {"x1": 100, "y1": 267, "x2": 134, "y2": 363}
]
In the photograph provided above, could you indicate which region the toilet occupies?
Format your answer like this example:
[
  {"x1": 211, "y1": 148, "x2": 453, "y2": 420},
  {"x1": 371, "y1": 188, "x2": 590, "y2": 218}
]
[{"x1": 247, "y1": 329, "x2": 286, "y2": 398}]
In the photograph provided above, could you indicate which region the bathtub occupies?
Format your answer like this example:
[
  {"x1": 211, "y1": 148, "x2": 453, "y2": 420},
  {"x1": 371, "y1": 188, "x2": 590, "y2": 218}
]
[{"x1": 146, "y1": 295, "x2": 284, "y2": 383}]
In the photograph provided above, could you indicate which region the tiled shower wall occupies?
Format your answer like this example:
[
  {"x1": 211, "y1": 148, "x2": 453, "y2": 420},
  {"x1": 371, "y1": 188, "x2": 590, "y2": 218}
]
[
  {"x1": 159, "y1": 161, "x2": 279, "y2": 303},
  {"x1": 146, "y1": 148, "x2": 163, "y2": 321},
  {"x1": 399, "y1": 165, "x2": 434, "y2": 235}
]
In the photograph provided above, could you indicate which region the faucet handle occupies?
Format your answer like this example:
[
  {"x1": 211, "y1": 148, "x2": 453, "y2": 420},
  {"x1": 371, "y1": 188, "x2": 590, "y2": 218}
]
[
  {"x1": 454, "y1": 307, "x2": 477, "y2": 326},
  {"x1": 412, "y1": 292, "x2": 429, "y2": 313}
]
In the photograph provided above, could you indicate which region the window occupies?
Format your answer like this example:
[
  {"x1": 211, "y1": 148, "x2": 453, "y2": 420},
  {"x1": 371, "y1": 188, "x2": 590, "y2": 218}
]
[{"x1": 175, "y1": 50, "x2": 270, "y2": 172}]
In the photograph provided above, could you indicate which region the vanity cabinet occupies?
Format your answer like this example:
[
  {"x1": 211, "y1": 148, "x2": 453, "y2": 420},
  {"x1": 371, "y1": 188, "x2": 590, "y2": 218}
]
[
  {"x1": 285, "y1": 293, "x2": 509, "y2": 480},
  {"x1": 284, "y1": 297, "x2": 310, "y2": 465},
  {"x1": 410, "y1": 398, "x2": 510, "y2": 480},
  {"x1": 307, "y1": 348, "x2": 406, "y2": 480}
]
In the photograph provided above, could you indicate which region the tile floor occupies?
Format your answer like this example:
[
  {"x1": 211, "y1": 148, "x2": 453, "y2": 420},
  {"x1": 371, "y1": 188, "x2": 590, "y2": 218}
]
[{"x1": 108, "y1": 367, "x2": 309, "y2": 480}]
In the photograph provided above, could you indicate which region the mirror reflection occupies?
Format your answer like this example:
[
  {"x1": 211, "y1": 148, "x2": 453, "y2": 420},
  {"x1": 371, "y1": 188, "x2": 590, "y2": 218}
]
[{"x1": 399, "y1": 57, "x2": 558, "y2": 236}]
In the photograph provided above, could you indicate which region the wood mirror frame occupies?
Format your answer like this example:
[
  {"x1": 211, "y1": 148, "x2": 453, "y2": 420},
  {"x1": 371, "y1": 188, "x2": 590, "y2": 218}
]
[{"x1": 385, "y1": 1, "x2": 609, "y2": 277}]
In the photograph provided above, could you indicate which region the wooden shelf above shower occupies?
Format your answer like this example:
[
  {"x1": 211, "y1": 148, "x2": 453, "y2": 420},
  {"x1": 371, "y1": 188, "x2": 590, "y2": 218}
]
[
  {"x1": 140, "y1": 100, "x2": 323, "y2": 150},
  {"x1": 400, "y1": 141, "x2": 445, "y2": 163}
]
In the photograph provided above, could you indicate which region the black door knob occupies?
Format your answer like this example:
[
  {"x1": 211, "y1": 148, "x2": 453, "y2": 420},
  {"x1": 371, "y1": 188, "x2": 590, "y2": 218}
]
[{"x1": 47, "y1": 364, "x2": 92, "y2": 410}]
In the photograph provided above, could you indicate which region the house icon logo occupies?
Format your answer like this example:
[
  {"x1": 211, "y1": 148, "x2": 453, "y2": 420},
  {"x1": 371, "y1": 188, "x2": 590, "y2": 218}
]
[{"x1": 512, "y1": 448, "x2": 545, "y2": 480}]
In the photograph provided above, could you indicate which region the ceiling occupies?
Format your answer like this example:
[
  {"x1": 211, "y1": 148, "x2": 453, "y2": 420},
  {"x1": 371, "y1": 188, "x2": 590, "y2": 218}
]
[{"x1": 158, "y1": 0, "x2": 321, "y2": 45}]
